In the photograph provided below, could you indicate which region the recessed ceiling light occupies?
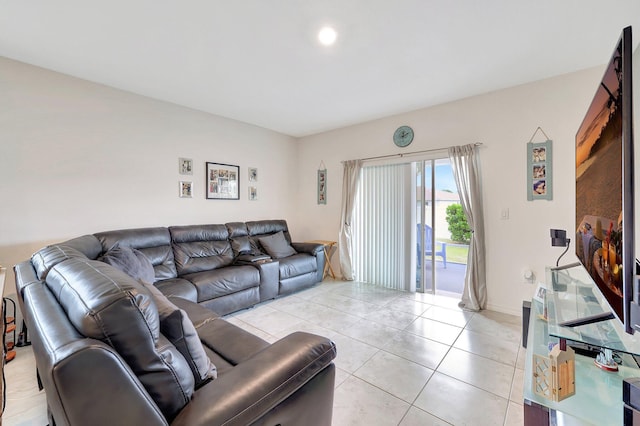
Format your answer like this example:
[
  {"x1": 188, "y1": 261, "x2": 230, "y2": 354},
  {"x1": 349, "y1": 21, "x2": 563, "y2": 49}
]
[{"x1": 318, "y1": 26, "x2": 337, "y2": 46}]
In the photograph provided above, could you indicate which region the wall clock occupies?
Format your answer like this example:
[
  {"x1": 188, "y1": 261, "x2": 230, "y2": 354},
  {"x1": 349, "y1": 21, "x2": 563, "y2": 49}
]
[{"x1": 393, "y1": 126, "x2": 414, "y2": 147}]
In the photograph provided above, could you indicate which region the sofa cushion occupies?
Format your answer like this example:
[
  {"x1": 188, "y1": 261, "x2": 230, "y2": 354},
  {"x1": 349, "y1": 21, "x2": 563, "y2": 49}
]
[
  {"x1": 155, "y1": 278, "x2": 198, "y2": 302},
  {"x1": 230, "y1": 236, "x2": 252, "y2": 256},
  {"x1": 171, "y1": 297, "x2": 271, "y2": 365},
  {"x1": 279, "y1": 254, "x2": 317, "y2": 279},
  {"x1": 226, "y1": 222, "x2": 262, "y2": 256},
  {"x1": 183, "y1": 265, "x2": 260, "y2": 302},
  {"x1": 170, "y1": 225, "x2": 234, "y2": 275},
  {"x1": 142, "y1": 282, "x2": 217, "y2": 387},
  {"x1": 259, "y1": 231, "x2": 297, "y2": 259},
  {"x1": 95, "y1": 227, "x2": 178, "y2": 281},
  {"x1": 99, "y1": 246, "x2": 155, "y2": 285},
  {"x1": 246, "y1": 220, "x2": 292, "y2": 242},
  {"x1": 57, "y1": 234, "x2": 103, "y2": 259},
  {"x1": 45, "y1": 258, "x2": 194, "y2": 421},
  {"x1": 31, "y1": 245, "x2": 88, "y2": 280}
]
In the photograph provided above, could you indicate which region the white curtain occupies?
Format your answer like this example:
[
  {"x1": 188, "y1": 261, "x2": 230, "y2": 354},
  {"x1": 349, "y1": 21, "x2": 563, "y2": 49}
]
[
  {"x1": 338, "y1": 160, "x2": 363, "y2": 280},
  {"x1": 448, "y1": 144, "x2": 486, "y2": 311}
]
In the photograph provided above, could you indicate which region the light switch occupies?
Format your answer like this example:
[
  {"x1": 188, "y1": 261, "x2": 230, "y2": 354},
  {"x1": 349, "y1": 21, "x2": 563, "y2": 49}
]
[{"x1": 501, "y1": 208, "x2": 509, "y2": 220}]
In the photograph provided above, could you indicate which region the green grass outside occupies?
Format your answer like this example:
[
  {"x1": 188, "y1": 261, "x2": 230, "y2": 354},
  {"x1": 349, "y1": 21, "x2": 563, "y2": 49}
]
[
  {"x1": 439, "y1": 239, "x2": 469, "y2": 264},
  {"x1": 424, "y1": 240, "x2": 469, "y2": 264}
]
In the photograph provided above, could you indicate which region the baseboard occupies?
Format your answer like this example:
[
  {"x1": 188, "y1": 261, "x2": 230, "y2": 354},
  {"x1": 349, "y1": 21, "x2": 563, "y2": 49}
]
[{"x1": 485, "y1": 303, "x2": 521, "y2": 317}]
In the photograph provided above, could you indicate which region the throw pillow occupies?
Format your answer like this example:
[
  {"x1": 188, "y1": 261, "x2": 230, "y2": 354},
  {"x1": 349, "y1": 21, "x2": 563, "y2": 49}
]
[
  {"x1": 143, "y1": 282, "x2": 217, "y2": 387},
  {"x1": 99, "y1": 246, "x2": 155, "y2": 285},
  {"x1": 259, "y1": 231, "x2": 297, "y2": 259},
  {"x1": 161, "y1": 309, "x2": 217, "y2": 388}
]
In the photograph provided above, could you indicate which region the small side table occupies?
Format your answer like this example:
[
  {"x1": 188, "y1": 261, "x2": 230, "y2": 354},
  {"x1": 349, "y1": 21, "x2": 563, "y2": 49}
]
[{"x1": 307, "y1": 240, "x2": 337, "y2": 280}]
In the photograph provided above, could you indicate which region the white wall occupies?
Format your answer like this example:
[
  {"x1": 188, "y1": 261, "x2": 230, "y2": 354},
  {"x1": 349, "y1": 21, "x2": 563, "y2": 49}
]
[
  {"x1": 0, "y1": 57, "x2": 299, "y2": 293},
  {"x1": 296, "y1": 66, "x2": 605, "y2": 315},
  {"x1": 1, "y1": 54, "x2": 619, "y2": 316}
]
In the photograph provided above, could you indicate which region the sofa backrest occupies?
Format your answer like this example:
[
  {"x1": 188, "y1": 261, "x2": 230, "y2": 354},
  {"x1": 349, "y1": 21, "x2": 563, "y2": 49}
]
[
  {"x1": 246, "y1": 220, "x2": 292, "y2": 252},
  {"x1": 45, "y1": 257, "x2": 194, "y2": 421},
  {"x1": 95, "y1": 227, "x2": 178, "y2": 281},
  {"x1": 169, "y1": 224, "x2": 234, "y2": 275}
]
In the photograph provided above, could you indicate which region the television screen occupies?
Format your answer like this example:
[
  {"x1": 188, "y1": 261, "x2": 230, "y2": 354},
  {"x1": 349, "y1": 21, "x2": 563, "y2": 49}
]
[{"x1": 575, "y1": 26, "x2": 634, "y2": 333}]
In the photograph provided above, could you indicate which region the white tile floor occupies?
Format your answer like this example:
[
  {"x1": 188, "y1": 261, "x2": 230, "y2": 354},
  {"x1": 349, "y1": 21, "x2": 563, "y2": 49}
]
[{"x1": 4, "y1": 279, "x2": 525, "y2": 425}]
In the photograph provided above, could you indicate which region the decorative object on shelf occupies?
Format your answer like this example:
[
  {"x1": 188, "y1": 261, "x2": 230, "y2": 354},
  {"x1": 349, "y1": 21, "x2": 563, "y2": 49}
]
[
  {"x1": 527, "y1": 127, "x2": 553, "y2": 201},
  {"x1": 249, "y1": 167, "x2": 258, "y2": 182},
  {"x1": 206, "y1": 162, "x2": 239, "y2": 200},
  {"x1": 179, "y1": 181, "x2": 193, "y2": 198},
  {"x1": 533, "y1": 342, "x2": 575, "y2": 402},
  {"x1": 393, "y1": 125, "x2": 414, "y2": 147},
  {"x1": 179, "y1": 157, "x2": 193, "y2": 175},
  {"x1": 595, "y1": 348, "x2": 619, "y2": 371},
  {"x1": 248, "y1": 186, "x2": 258, "y2": 201},
  {"x1": 533, "y1": 282, "x2": 547, "y2": 313},
  {"x1": 318, "y1": 161, "x2": 327, "y2": 205}
]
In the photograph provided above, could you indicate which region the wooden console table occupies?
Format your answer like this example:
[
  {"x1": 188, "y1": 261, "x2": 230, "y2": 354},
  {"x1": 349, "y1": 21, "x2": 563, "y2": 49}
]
[{"x1": 307, "y1": 240, "x2": 337, "y2": 280}]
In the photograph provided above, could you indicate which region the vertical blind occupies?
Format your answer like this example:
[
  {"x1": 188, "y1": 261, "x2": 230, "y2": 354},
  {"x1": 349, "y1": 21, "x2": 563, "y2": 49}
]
[{"x1": 352, "y1": 163, "x2": 414, "y2": 291}]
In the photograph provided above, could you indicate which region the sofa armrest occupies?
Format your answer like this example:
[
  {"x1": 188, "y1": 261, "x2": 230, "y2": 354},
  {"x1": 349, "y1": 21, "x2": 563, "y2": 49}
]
[
  {"x1": 291, "y1": 242, "x2": 323, "y2": 256},
  {"x1": 235, "y1": 253, "x2": 271, "y2": 263},
  {"x1": 234, "y1": 257, "x2": 279, "y2": 301},
  {"x1": 171, "y1": 332, "x2": 336, "y2": 426},
  {"x1": 291, "y1": 243, "x2": 326, "y2": 283}
]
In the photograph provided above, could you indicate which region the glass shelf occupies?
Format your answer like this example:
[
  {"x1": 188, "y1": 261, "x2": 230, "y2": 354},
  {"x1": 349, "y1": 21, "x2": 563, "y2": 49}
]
[
  {"x1": 524, "y1": 298, "x2": 639, "y2": 425},
  {"x1": 546, "y1": 265, "x2": 640, "y2": 356}
]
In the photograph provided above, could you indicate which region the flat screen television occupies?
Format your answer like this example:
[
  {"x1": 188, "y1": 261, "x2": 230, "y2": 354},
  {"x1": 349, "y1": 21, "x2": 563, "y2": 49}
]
[{"x1": 575, "y1": 26, "x2": 636, "y2": 334}]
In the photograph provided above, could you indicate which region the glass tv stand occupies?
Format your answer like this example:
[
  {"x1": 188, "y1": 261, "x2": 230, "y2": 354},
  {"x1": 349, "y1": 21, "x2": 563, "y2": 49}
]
[
  {"x1": 523, "y1": 266, "x2": 640, "y2": 425},
  {"x1": 546, "y1": 265, "x2": 640, "y2": 356}
]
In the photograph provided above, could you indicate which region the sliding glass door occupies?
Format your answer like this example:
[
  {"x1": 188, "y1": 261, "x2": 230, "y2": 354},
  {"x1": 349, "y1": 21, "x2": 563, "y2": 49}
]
[
  {"x1": 351, "y1": 157, "x2": 466, "y2": 295},
  {"x1": 416, "y1": 158, "x2": 466, "y2": 295}
]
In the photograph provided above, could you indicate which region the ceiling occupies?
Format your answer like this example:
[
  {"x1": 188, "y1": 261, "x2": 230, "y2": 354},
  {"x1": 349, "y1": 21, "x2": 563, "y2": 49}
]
[{"x1": 2, "y1": 1, "x2": 640, "y2": 137}]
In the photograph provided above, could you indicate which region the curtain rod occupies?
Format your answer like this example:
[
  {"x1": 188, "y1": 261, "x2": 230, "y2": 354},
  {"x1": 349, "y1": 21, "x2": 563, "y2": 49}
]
[{"x1": 341, "y1": 142, "x2": 483, "y2": 164}]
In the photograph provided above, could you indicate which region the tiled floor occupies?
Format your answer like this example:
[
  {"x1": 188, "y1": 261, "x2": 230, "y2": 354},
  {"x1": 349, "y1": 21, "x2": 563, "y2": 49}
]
[{"x1": 4, "y1": 279, "x2": 525, "y2": 425}]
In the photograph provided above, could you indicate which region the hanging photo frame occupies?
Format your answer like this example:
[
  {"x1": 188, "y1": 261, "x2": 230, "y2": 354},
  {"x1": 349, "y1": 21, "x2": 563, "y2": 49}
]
[
  {"x1": 206, "y1": 162, "x2": 239, "y2": 200},
  {"x1": 527, "y1": 136, "x2": 553, "y2": 201},
  {"x1": 317, "y1": 165, "x2": 327, "y2": 205}
]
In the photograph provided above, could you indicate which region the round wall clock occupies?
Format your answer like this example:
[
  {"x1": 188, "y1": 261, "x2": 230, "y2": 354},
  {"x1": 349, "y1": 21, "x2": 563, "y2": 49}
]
[{"x1": 393, "y1": 126, "x2": 414, "y2": 147}]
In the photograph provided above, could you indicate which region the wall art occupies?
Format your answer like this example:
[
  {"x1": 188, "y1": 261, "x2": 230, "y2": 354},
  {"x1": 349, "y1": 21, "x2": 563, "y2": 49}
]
[
  {"x1": 249, "y1": 186, "x2": 258, "y2": 201},
  {"x1": 179, "y1": 181, "x2": 193, "y2": 198},
  {"x1": 527, "y1": 139, "x2": 553, "y2": 201},
  {"x1": 179, "y1": 157, "x2": 193, "y2": 175},
  {"x1": 206, "y1": 162, "x2": 239, "y2": 200},
  {"x1": 248, "y1": 167, "x2": 258, "y2": 182},
  {"x1": 317, "y1": 168, "x2": 327, "y2": 204}
]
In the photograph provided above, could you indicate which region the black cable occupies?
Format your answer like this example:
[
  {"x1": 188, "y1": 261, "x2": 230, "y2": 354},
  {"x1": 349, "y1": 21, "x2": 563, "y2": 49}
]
[{"x1": 556, "y1": 238, "x2": 571, "y2": 267}]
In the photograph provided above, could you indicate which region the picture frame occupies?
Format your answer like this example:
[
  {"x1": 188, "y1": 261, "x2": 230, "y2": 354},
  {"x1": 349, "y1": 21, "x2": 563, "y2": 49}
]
[
  {"x1": 249, "y1": 186, "x2": 258, "y2": 201},
  {"x1": 248, "y1": 167, "x2": 258, "y2": 182},
  {"x1": 179, "y1": 158, "x2": 193, "y2": 175},
  {"x1": 527, "y1": 140, "x2": 553, "y2": 201},
  {"x1": 179, "y1": 181, "x2": 193, "y2": 198},
  {"x1": 206, "y1": 162, "x2": 239, "y2": 200},
  {"x1": 317, "y1": 169, "x2": 327, "y2": 205},
  {"x1": 533, "y1": 282, "x2": 547, "y2": 304}
]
